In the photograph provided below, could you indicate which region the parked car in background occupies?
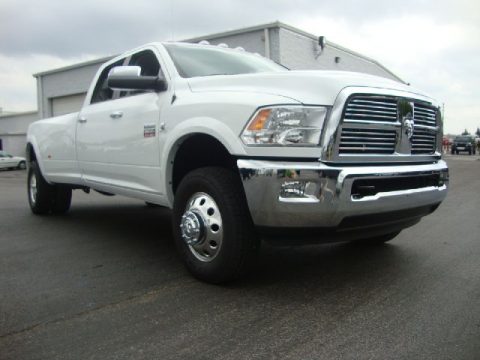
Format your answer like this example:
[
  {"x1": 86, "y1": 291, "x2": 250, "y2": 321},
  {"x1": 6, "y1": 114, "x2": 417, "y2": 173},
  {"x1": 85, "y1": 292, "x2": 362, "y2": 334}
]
[
  {"x1": 0, "y1": 151, "x2": 26, "y2": 170},
  {"x1": 451, "y1": 136, "x2": 476, "y2": 155}
]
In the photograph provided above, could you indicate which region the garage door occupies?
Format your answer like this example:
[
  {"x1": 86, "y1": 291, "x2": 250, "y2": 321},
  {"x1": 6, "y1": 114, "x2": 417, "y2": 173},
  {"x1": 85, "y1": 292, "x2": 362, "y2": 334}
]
[{"x1": 51, "y1": 93, "x2": 86, "y2": 116}]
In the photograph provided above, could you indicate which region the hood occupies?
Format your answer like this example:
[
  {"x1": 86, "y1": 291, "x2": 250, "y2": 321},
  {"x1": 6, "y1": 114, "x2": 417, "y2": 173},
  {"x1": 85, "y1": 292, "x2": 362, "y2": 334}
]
[{"x1": 187, "y1": 70, "x2": 433, "y2": 105}]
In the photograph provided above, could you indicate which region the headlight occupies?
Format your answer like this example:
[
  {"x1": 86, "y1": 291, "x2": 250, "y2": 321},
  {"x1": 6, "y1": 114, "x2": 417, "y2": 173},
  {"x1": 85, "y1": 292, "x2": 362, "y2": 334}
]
[{"x1": 241, "y1": 106, "x2": 328, "y2": 146}]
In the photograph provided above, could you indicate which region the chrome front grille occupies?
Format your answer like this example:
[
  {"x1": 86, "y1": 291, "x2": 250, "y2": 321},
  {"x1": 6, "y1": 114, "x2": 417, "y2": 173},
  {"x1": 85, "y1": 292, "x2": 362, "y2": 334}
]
[
  {"x1": 338, "y1": 94, "x2": 439, "y2": 156},
  {"x1": 339, "y1": 128, "x2": 397, "y2": 154}
]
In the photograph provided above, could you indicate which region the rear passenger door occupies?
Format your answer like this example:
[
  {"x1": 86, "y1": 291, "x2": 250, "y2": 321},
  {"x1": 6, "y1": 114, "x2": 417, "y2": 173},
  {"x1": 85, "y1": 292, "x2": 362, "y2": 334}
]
[{"x1": 76, "y1": 48, "x2": 170, "y2": 195}]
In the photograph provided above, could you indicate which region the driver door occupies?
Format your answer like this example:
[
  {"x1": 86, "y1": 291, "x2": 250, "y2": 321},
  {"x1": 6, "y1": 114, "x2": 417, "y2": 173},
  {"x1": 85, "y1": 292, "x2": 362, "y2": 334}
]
[{"x1": 76, "y1": 49, "x2": 169, "y2": 195}]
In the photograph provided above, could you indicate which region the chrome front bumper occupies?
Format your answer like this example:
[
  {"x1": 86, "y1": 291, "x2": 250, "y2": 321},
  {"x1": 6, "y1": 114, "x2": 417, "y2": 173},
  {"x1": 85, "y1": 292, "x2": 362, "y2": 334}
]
[{"x1": 237, "y1": 159, "x2": 448, "y2": 228}]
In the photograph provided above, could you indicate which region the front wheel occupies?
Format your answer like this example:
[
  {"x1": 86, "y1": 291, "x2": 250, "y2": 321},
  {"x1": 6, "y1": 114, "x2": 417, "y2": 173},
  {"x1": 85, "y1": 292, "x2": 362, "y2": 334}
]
[
  {"x1": 18, "y1": 161, "x2": 26, "y2": 170},
  {"x1": 172, "y1": 167, "x2": 259, "y2": 284}
]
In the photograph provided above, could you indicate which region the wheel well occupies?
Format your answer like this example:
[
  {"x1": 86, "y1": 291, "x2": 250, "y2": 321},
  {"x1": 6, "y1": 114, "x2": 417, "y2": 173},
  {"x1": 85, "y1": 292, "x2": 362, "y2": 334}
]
[
  {"x1": 26, "y1": 143, "x2": 36, "y2": 163},
  {"x1": 172, "y1": 134, "x2": 237, "y2": 194}
]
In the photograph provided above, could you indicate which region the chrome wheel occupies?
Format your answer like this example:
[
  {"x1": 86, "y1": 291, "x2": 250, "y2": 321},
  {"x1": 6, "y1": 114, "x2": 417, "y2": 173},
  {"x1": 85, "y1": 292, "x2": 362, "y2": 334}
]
[
  {"x1": 180, "y1": 192, "x2": 223, "y2": 262},
  {"x1": 29, "y1": 172, "x2": 37, "y2": 205}
]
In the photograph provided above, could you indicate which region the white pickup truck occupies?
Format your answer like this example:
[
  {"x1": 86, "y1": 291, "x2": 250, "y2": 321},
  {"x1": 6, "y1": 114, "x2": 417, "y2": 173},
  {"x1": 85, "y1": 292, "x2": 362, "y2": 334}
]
[{"x1": 27, "y1": 42, "x2": 449, "y2": 283}]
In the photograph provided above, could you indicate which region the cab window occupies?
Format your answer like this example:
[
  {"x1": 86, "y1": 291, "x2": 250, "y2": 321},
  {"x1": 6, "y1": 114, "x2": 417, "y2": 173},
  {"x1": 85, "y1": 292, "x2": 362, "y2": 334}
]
[
  {"x1": 129, "y1": 50, "x2": 160, "y2": 76},
  {"x1": 90, "y1": 59, "x2": 125, "y2": 104},
  {"x1": 119, "y1": 50, "x2": 162, "y2": 98}
]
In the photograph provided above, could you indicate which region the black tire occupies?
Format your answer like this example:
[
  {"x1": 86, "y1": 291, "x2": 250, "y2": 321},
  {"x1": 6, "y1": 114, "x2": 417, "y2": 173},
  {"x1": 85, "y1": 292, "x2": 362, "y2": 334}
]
[
  {"x1": 28, "y1": 161, "x2": 54, "y2": 214},
  {"x1": 52, "y1": 185, "x2": 72, "y2": 214},
  {"x1": 18, "y1": 161, "x2": 26, "y2": 170},
  {"x1": 356, "y1": 231, "x2": 401, "y2": 245},
  {"x1": 172, "y1": 167, "x2": 259, "y2": 284},
  {"x1": 27, "y1": 161, "x2": 72, "y2": 215}
]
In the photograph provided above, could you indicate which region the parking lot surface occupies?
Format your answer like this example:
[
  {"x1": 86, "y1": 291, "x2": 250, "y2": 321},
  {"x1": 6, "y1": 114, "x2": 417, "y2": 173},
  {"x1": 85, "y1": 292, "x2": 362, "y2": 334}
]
[{"x1": 1, "y1": 156, "x2": 479, "y2": 359}]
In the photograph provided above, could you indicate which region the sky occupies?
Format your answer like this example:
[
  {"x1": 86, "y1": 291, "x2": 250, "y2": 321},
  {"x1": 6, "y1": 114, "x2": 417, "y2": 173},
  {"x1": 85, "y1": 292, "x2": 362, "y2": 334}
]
[{"x1": 0, "y1": 0, "x2": 478, "y2": 134}]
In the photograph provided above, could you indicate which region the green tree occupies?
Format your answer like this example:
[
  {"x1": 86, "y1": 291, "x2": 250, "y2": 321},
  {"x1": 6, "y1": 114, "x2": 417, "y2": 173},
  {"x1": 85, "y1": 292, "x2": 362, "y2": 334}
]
[
  {"x1": 476, "y1": 127, "x2": 480, "y2": 137},
  {"x1": 461, "y1": 129, "x2": 470, "y2": 135}
]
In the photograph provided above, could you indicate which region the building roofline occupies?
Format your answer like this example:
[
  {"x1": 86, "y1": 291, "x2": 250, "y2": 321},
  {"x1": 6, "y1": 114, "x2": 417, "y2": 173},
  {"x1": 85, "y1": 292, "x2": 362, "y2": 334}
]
[
  {"x1": 31, "y1": 21, "x2": 405, "y2": 83},
  {"x1": 183, "y1": 21, "x2": 283, "y2": 42},
  {"x1": 0, "y1": 110, "x2": 38, "y2": 118},
  {"x1": 185, "y1": 21, "x2": 406, "y2": 84},
  {"x1": 33, "y1": 55, "x2": 114, "y2": 77}
]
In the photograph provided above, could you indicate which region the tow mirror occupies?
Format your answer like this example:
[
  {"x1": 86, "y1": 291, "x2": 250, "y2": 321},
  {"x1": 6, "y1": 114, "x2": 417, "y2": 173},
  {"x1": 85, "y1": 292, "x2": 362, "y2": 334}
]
[{"x1": 107, "y1": 66, "x2": 167, "y2": 92}]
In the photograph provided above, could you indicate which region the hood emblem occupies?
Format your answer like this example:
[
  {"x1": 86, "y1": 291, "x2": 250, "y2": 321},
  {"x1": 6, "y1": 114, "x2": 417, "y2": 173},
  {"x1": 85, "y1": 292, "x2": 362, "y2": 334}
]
[
  {"x1": 399, "y1": 100, "x2": 415, "y2": 141},
  {"x1": 403, "y1": 113, "x2": 415, "y2": 140}
]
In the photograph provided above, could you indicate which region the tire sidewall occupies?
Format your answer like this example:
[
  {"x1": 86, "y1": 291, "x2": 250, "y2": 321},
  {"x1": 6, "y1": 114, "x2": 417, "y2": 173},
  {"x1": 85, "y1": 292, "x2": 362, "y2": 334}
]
[
  {"x1": 172, "y1": 168, "x2": 255, "y2": 283},
  {"x1": 28, "y1": 161, "x2": 53, "y2": 214}
]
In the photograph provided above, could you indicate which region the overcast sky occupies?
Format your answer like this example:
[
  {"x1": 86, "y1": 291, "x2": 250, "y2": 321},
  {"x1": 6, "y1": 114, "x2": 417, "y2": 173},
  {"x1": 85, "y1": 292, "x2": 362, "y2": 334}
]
[{"x1": 0, "y1": 0, "x2": 478, "y2": 134}]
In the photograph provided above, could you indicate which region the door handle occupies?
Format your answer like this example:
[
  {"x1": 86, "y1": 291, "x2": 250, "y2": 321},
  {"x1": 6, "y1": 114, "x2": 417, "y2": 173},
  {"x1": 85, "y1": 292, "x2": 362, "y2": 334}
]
[
  {"x1": 78, "y1": 116, "x2": 87, "y2": 123},
  {"x1": 110, "y1": 111, "x2": 123, "y2": 119}
]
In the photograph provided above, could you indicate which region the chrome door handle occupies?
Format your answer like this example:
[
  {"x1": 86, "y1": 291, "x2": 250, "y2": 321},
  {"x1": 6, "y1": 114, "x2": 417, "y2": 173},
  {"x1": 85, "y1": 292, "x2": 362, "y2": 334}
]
[
  {"x1": 110, "y1": 111, "x2": 123, "y2": 119},
  {"x1": 78, "y1": 116, "x2": 87, "y2": 123}
]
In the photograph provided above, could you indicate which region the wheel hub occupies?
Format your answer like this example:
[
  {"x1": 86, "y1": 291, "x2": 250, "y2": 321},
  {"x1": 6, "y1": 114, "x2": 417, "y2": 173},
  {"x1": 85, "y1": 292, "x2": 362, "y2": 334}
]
[
  {"x1": 29, "y1": 173, "x2": 37, "y2": 205},
  {"x1": 179, "y1": 192, "x2": 223, "y2": 262},
  {"x1": 180, "y1": 210, "x2": 205, "y2": 245}
]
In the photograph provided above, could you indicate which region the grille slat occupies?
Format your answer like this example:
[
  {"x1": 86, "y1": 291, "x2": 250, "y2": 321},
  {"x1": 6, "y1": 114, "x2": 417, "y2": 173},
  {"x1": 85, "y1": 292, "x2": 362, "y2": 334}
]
[
  {"x1": 348, "y1": 104, "x2": 398, "y2": 112},
  {"x1": 341, "y1": 136, "x2": 397, "y2": 142},
  {"x1": 339, "y1": 95, "x2": 439, "y2": 156},
  {"x1": 350, "y1": 99, "x2": 397, "y2": 107}
]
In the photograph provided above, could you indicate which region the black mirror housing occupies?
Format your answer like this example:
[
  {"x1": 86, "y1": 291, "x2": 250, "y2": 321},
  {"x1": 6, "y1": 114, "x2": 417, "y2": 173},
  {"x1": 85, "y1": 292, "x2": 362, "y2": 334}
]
[{"x1": 108, "y1": 75, "x2": 167, "y2": 92}]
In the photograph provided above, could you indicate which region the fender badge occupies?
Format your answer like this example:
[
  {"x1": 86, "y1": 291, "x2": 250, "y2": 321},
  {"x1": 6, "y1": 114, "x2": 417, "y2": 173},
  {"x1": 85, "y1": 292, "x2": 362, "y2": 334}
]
[{"x1": 144, "y1": 124, "x2": 156, "y2": 138}]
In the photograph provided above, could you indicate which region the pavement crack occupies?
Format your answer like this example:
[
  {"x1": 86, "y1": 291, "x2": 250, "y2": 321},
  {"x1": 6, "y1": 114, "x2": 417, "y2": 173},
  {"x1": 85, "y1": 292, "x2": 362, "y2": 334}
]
[{"x1": 0, "y1": 283, "x2": 187, "y2": 340}]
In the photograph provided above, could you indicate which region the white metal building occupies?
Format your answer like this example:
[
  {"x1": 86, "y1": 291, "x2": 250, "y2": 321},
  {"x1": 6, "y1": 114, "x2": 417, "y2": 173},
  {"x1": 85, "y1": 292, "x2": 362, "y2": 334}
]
[{"x1": 0, "y1": 21, "x2": 404, "y2": 156}]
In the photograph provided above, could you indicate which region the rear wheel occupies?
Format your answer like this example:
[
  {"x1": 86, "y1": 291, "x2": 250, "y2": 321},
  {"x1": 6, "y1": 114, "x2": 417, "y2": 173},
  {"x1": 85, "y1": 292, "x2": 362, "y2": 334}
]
[
  {"x1": 52, "y1": 185, "x2": 72, "y2": 214},
  {"x1": 28, "y1": 161, "x2": 72, "y2": 215},
  {"x1": 172, "y1": 167, "x2": 259, "y2": 284}
]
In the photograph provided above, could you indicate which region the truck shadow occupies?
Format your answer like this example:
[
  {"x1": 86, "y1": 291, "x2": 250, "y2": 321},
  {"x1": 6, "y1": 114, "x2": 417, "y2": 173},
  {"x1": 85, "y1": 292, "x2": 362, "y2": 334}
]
[{"x1": 51, "y1": 200, "x2": 416, "y2": 294}]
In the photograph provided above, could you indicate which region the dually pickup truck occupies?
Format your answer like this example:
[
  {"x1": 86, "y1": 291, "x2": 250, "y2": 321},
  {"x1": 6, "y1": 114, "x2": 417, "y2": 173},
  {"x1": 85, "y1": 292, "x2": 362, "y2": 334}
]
[{"x1": 27, "y1": 42, "x2": 449, "y2": 283}]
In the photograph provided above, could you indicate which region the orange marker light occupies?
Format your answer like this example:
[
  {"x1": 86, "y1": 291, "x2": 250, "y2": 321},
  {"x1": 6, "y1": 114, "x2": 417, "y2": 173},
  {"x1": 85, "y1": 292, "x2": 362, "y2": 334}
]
[{"x1": 247, "y1": 109, "x2": 271, "y2": 131}]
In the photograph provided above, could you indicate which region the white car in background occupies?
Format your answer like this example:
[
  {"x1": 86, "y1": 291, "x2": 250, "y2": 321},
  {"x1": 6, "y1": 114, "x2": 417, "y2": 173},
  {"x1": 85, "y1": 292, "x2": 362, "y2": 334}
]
[{"x1": 0, "y1": 151, "x2": 26, "y2": 170}]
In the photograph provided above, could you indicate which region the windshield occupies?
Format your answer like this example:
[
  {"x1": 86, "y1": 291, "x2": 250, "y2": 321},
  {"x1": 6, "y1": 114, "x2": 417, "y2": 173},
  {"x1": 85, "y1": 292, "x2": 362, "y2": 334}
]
[
  {"x1": 455, "y1": 136, "x2": 471, "y2": 142},
  {"x1": 164, "y1": 43, "x2": 287, "y2": 78}
]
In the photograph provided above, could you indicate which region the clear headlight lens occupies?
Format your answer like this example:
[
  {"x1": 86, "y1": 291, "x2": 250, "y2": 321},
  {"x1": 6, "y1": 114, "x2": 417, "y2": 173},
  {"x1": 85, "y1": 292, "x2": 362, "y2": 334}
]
[{"x1": 241, "y1": 106, "x2": 328, "y2": 146}]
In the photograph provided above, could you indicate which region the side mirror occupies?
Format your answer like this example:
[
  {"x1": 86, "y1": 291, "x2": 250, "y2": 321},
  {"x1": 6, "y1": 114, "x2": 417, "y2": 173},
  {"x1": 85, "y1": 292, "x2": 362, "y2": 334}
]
[{"x1": 107, "y1": 66, "x2": 167, "y2": 92}]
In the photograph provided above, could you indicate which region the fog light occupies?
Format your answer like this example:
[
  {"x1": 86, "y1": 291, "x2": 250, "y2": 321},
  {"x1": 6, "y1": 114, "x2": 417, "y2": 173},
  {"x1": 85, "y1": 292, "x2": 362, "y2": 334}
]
[
  {"x1": 280, "y1": 181, "x2": 305, "y2": 198},
  {"x1": 439, "y1": 171, "x2": 449, "y2": 186},
  {"x1": 279, "y1": 181, "x2": 319, "y2": 203}
]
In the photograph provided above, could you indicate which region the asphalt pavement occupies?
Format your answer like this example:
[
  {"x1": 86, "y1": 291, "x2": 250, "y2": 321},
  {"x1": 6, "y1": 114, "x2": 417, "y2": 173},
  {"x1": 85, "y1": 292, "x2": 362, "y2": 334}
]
[{"x1": 1, "y1": 156, "x2": 479, "y2": 359}]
